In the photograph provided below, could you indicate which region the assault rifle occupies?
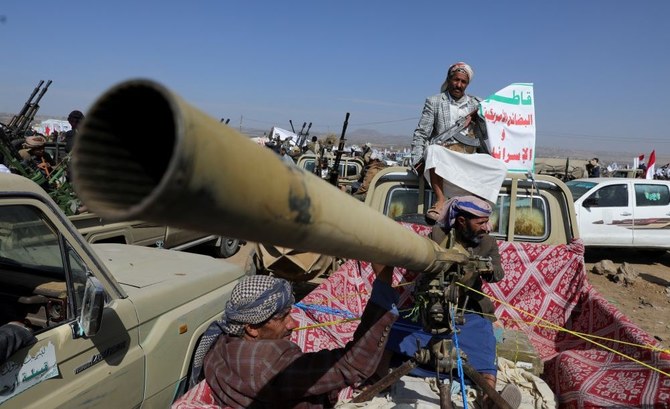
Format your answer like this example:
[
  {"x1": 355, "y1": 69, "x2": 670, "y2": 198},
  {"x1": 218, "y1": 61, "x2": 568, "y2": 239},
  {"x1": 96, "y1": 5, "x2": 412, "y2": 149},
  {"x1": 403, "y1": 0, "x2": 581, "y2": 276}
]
[
  {"x1": 411, "y1": 107, "x2": 489, "y2": 175},
  {"x1": 328, "y1": 112, "x2": 349, "y2": 186}
]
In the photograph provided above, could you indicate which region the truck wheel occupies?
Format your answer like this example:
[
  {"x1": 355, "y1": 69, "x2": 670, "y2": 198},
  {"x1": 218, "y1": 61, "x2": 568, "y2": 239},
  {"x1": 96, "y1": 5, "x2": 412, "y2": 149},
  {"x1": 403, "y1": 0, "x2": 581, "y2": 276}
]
[{"x1": 212, "y1": 237, "x2": 240, "y2": 258}]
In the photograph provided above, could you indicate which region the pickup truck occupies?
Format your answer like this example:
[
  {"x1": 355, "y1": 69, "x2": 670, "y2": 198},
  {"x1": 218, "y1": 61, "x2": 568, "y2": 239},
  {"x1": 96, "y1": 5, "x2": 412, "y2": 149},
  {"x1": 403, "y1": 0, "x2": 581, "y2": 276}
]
[
  {"x1": 364, "y1": 166, "x2": 578, "y2": 245},
  {"x1": 0, "y1": 173, "x2": 244, "y2": 408},
  {"x1": 296, "y1": 152, "x2": 365, "y2": 187},
  {"x1": 566, "y1": 177, "x2": 670, "y2": 254},
  {"x1": 69, "y1": 212, "x2": 244, "y2": 258}
]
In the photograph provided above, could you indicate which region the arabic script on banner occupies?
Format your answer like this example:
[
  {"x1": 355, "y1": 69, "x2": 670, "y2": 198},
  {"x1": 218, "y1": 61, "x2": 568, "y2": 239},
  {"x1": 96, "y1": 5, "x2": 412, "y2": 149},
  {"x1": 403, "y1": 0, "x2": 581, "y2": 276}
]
[{"x1": 480, "y1": 83, "x2": 535, "y2": 173}]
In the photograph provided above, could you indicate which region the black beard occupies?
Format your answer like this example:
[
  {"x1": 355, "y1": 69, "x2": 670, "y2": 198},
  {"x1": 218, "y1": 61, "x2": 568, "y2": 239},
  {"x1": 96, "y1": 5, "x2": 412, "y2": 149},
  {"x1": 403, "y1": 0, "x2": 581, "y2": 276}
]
[{"x1": 458, "y1": 228, "x2": 482, "y2": 246}]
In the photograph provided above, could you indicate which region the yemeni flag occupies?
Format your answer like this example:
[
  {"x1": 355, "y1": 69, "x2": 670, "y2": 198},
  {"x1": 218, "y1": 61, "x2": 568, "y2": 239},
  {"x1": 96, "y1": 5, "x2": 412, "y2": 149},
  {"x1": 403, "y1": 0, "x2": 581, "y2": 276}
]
[
  {"x1": 646, "y1": 150, "x2": 656, "y2": 179},
  {"x1": 634, "y1": 154, "x2": 644, "y2": 170}
]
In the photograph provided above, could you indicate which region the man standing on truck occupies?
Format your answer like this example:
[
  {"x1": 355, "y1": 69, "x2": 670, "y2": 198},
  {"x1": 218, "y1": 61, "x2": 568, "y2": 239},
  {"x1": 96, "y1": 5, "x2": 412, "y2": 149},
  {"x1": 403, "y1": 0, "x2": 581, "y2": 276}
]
[
  {"x1": 411, "y1": 63, "x2": 506, "y2": 222},
  {"x1": 200, "y1": 271, "x2": 398, "y2": 408}
]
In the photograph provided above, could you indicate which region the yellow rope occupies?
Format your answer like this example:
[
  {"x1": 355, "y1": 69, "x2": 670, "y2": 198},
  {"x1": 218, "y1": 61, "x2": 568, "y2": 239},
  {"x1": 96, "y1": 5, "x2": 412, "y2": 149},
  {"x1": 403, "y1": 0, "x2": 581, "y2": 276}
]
[
  {"x1": 456, "y1": 282, "x2": 670, "y2": 378},
  {"x1": 294, "y1": 317, "x2": 360, "y2": 332},
  {"x1": 460, "y1": 307, "x2": 670, "y2": 355},
  {"x1": 292, "y1": 278, "x2": 670, "y2": 377}
]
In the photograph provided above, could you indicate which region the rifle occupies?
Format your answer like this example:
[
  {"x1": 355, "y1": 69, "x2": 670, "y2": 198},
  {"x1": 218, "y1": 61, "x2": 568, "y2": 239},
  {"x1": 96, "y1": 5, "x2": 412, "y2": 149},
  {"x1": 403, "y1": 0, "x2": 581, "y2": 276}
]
[
  {"x1": 328, "y1": 112, "x2": 350, "y2": 186},
  {"x1": 411, "y1": 106, "x2": 489, "y2": 175},
  {"x1": 432, "y1": 107, "x2": 481, "y2": 147}
]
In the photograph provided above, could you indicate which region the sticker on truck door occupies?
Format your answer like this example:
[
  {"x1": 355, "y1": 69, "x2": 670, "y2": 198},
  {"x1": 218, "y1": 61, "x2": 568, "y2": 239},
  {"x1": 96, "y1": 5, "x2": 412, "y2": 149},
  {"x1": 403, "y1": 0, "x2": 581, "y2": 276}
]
[{"x1": 0, "y1": 342, "x2": 59, "y2": 403}]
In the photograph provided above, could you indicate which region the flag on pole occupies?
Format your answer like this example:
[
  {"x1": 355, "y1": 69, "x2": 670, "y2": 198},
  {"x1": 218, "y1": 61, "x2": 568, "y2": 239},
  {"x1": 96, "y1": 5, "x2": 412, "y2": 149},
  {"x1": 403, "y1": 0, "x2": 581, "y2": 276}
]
[
  {"x1": 646, "y1": 150, "x2": 656, "y2": 179},
  {"x1": 633, "y1": 154, "x2": 644, "y2": 170}
]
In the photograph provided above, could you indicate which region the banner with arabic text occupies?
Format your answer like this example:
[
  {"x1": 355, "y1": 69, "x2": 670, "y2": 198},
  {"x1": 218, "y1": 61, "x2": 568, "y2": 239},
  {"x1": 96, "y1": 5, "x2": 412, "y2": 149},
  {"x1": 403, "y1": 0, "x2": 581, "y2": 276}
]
[{"x1": 480, "y1": 83, "x2": 535, "y2": 173}]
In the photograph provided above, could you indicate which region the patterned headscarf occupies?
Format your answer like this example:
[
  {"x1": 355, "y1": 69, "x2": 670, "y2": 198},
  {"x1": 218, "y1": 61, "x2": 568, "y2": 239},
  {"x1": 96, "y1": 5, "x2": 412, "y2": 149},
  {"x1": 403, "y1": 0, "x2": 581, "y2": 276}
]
[
  {"x1": 437, "y1": 195, "x2": 492, "y2": 230},
  {"x1": 188, "y1": 275, "x2": 294, "y2": 389},
  {"x1": 448, "y1": 62, "x2": 474, "y2": 81},
  {"x1": 440, "y1": 62, "x2": 474, "y2": 93},
  {"x1": 221, "y1": 275, "x2": 295, "y2": 336}
]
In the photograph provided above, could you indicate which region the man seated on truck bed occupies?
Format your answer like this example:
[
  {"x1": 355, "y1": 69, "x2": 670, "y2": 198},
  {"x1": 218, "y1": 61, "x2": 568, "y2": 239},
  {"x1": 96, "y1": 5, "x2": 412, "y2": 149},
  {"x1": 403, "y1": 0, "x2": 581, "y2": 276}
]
[
  {"x1": 199, "y1": 271, "x2": 399, "y2": 408},
  {"x1": 377, "y1": 196, "x2": 519, "y2": 408}
]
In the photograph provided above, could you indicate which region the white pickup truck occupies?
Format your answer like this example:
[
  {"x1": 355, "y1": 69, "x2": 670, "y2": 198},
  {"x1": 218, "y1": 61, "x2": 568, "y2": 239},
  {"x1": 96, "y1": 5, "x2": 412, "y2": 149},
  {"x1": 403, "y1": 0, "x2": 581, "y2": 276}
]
[
  {"x1": 566, "y1": 177, "x2": 670, "y2": 254},
  {"x1": 0, "y1": 173, "x2": 244, "y2": 408}
]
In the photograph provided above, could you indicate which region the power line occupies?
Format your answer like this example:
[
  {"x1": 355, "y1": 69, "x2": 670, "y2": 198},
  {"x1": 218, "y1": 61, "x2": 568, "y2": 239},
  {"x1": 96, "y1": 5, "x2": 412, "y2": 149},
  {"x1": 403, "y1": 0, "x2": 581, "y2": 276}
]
[{"x1": 539, "y1": 132, "x2": 670, "y2": 144}]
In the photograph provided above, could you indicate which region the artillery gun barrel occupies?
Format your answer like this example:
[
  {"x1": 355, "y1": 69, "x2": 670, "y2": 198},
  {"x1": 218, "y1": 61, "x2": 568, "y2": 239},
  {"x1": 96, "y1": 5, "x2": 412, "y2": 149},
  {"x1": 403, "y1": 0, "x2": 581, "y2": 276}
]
[{"x1": 71, "y1": 79, "x2": 465, "y2": 274}]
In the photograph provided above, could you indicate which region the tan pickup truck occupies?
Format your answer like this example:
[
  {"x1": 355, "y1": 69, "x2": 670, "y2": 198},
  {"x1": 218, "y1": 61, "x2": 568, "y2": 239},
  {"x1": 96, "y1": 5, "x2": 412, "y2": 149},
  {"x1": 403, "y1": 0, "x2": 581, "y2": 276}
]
[
  {"x1": 0, "y1": 173, "x2": 244, "y2": 408},
  {"x1": 69, "y1": 212, "x2": 243, "y2": 258},
  {"x1": 364, "y1": 166, "x2": 578, "y2": 245}
]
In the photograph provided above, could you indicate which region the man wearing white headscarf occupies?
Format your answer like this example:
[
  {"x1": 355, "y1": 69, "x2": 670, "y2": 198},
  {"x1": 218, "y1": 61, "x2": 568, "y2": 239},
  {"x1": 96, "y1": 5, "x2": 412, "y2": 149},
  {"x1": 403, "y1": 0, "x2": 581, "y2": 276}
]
[{"x1": 411, "y1": 62, "x2": 506, "y2": 222}]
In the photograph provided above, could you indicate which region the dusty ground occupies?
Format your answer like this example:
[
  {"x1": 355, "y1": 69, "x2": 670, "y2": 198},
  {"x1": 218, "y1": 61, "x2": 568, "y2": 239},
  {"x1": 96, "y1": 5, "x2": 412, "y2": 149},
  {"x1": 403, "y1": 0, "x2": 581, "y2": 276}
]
[
  {"x1": 224, "y1": 244, "x2": 670, "y2": 349},
  {"x1": 582, "y1": 248, "x2": 670, "y2": 349}
]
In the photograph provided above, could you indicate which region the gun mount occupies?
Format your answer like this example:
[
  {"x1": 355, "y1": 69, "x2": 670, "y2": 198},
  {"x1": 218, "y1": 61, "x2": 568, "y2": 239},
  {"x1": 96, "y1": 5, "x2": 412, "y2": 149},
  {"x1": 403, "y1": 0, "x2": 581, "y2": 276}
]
[
  {"x1": 71, "y1": 79, "x2": 468, "y2": 275},
  {"x1": 0, "y1": 80, "x2": 79, "y2": 214}
]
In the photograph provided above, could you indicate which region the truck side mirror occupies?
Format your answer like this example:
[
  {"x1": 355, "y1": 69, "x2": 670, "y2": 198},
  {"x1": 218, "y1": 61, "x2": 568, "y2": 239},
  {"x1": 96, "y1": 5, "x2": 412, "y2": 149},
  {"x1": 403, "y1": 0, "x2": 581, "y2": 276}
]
[{"x1": 76, "y1": 277, "x2": 105, "y2": 338}]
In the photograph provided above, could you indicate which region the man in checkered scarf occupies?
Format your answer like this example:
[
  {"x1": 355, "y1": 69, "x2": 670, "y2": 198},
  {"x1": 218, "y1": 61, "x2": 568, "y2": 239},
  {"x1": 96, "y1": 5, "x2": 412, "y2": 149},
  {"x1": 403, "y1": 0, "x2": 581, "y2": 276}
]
[
  {"x1": 222, "y1": 275, "x2": 295, "y2": 336},
  {"x1": 188, "y1": 275, "x2": 294, "y2": 388},
  {"x1": 197, "y1": 267, "x2": 399, "y2": 408}
]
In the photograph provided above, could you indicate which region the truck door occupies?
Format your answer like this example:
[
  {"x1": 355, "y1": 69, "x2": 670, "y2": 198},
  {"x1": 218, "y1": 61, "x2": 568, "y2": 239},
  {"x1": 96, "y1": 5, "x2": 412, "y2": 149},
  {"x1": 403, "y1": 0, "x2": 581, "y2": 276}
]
[
  {"x1": 0, "y1": 200, "x2": 144, "y2": 409},
  {"x1": 577, "y1": 182, "x2": 633, "y2": 246},
  {"x1": 631, "y1": 182, "x2": 670, "y2": 247}
]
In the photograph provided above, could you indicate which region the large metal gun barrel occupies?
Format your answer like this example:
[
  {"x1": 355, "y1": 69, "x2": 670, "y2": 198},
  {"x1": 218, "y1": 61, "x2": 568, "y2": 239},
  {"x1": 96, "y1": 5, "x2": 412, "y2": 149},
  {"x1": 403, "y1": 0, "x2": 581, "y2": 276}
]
[{"x1": 71, "y1": 79, "x2": 464, "y2": 273}]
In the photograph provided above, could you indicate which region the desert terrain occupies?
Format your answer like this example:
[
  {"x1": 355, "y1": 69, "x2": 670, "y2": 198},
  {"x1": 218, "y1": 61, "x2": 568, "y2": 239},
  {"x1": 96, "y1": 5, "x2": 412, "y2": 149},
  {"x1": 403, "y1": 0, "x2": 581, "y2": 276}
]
[{"x1": 583, "y1": 248, "x2": 670, "y2": 349}]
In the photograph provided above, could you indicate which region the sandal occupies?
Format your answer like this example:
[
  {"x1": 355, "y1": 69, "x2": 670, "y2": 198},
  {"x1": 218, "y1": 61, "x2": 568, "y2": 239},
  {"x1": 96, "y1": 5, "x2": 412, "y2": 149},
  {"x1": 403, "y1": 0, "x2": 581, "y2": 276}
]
[{"x1": 499, "y1": 384, "x2": 522, "y2": 409}]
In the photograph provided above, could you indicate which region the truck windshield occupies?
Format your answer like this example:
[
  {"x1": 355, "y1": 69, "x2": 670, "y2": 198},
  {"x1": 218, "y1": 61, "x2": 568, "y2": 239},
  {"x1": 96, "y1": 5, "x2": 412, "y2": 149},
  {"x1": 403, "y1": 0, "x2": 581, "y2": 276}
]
[
  {"x1": 0, "y1": 204, "x2": 64, "y2": 274},
  {"x1": 566, "y1": 180, "x2": 597, "y2": 201}
]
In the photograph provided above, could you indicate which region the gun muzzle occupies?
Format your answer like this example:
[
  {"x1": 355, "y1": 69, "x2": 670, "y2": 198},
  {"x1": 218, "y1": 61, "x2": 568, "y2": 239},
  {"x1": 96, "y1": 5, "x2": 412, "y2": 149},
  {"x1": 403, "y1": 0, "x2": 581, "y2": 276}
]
[{"x1": 71, "y1": 79, "x2": 464, "y2": 273}]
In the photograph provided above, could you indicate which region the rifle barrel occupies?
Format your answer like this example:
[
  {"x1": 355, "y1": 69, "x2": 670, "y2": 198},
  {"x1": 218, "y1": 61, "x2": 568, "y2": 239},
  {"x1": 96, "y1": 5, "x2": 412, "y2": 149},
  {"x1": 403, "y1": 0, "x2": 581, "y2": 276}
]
[
  {"x1": 328, "y1": 112, "x2": 349, "y2": 186},
  {"x1": 8, "y1": 80, "x2": 44, "y2": 129}
]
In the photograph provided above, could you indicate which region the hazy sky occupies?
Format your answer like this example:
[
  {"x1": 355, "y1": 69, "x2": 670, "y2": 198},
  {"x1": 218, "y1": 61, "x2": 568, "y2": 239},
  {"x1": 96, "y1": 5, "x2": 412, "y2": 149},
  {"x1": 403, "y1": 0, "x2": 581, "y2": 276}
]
[{"x1": 1, "y1": 1, "x2": 669, "y2": 157}]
